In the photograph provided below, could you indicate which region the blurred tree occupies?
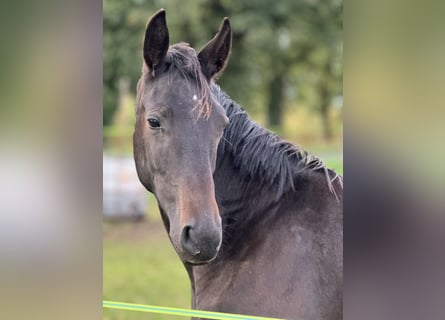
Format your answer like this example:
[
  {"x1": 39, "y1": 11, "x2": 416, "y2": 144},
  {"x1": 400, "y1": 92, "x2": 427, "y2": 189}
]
[
  {"x1": 294, "y1": 0, "x2": 343, "y2": 140},
  {"x1": 103, "y1": 0, "x2": 342, "y2": 141},
  {"x1": 103, "y1": 0, "x2": 149, "y2": 125},
  {"x1": 243, "y1": 0, "x2": 342, "y2": 137}
]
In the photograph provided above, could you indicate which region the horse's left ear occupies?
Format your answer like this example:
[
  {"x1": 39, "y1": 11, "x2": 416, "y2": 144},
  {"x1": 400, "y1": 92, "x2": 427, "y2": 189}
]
[{"x1": 198, "y1": 18, "x2": 232, "y2": 80}]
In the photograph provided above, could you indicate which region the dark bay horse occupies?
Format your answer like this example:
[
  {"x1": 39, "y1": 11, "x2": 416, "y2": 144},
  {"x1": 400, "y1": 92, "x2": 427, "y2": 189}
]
[{"x1": 134, "y1": 9, "x2": 343, "y2": 320}]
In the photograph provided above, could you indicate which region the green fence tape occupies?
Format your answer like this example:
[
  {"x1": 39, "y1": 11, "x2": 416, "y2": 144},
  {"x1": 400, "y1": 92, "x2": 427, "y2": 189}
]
[{"x1": 103, "y1": 300, "x2": 285, "y2": 320}]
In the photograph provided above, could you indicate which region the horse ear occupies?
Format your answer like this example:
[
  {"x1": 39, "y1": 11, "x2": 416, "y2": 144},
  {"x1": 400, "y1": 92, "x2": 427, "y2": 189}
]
[
  {"x1": 143, "y1": 9, "x2": 169, "y2": 73},
  {"x1": 198, "y1": 18, "x2": 232, "y2": 80}
]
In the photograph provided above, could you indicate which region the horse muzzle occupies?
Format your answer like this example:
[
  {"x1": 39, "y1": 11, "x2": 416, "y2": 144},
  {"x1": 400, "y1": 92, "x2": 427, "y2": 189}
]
[{"x1": 179, "y1": 219, "x2": 222, "y2": 264}]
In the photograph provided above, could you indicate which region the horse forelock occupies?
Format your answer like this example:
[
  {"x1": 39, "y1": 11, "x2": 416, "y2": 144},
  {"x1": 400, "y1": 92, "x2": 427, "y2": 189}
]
[{"x1": 142, "y1": 42, "x2": 212, "y2": 120}]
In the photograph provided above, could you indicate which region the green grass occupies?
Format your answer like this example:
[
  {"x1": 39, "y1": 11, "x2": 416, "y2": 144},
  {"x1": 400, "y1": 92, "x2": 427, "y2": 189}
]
[
  {"x1": 305, "y1": 143, "x2": 343, "y2": 175},
  {"x1": 324, "y1": 159, "x2": 343, "y2": 175},
  {"x1": 103, "y1": 221, "x2": 190, "y2": 320},
  {"x1": 320, "y1": 152, "x2": 343, "y2": 175}
]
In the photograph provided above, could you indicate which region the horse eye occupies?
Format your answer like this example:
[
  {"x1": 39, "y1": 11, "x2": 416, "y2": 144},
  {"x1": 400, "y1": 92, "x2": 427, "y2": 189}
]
[{"x1": 147, "y1": 118, "x2": 161, "y2": 128}]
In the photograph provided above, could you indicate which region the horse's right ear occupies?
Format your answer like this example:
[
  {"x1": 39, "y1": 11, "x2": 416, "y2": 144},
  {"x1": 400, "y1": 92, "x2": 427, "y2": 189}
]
[{"x1": 143, "y1": 9, "x2": 169, "y2": 74}]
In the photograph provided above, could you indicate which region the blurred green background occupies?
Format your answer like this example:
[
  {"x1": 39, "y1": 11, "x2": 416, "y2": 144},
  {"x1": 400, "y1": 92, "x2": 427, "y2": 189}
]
[{"x1": 103, "y1": 0, "x2": 342, "y2": 319}]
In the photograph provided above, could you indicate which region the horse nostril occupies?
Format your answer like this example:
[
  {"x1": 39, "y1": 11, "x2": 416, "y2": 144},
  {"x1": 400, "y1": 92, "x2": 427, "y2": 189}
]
[
  {"x1": 180, "y1": 221, "x2": 222, "y2": 263},
  {"x1": 181, "y1": 225, "x2": 200, "y2": 256}
]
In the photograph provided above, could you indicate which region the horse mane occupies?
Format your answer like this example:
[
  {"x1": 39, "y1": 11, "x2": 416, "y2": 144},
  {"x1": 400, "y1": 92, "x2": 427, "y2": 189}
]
[
  {"x1": 213, "y1": 85, "x2": 342, "y2": 200},
  {"x1": 148, "y1": 42, "x2": 212, "y2": 119}
]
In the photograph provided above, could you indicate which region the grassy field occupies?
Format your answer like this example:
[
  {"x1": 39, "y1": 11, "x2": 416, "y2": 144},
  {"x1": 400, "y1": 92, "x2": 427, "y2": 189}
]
[
  {"x1": 322, "y1": 154, "x2": 343, "y2": 174},
  {"x1": 103, "y1": 221, "x2": 190, "y2": 320}
]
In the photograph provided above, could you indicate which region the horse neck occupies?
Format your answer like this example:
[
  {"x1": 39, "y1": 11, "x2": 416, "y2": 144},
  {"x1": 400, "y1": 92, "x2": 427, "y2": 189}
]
[
  {"x1": 213, "y1": 152, "x2": 276, "y2": 217},
  {"x1": 212, "y1": 123, "x2": 286, "y2": 263},
  {"x1": 213, "y1": 150, "x2": 286, "y2": 207}
]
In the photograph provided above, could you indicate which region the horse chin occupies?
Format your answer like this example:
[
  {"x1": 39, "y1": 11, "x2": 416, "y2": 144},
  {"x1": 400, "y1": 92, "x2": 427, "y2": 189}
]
[
  {"x1": 170, "y1": 239, "x2": 218, "y2": 265},
  {"x1": 179, "y1": 244, "x2": 221, "y2": 265},
  {"x1": 184, "y1": 254, "x2": 218, "y2": 266}
]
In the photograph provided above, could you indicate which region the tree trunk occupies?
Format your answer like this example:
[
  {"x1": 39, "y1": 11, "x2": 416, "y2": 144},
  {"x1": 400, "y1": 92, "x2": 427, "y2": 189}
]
[
  {"x1": 319, "y1": 86, "x2": 332, "y2": 141},
  {"x1": 267, "y1": 74, "x2": 285, "y2": 128}
]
